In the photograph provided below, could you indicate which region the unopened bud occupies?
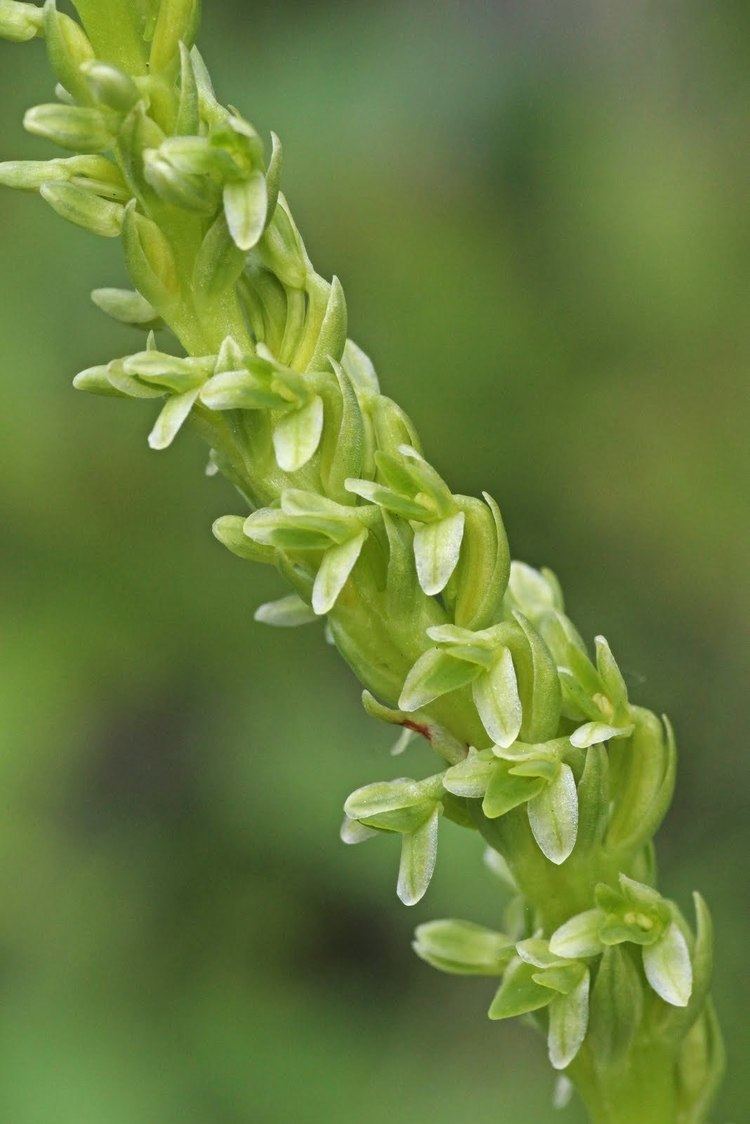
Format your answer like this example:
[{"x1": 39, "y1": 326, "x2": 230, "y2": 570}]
[
  {"x1": 80, "y1": 60, "x2": 140, "y2": 113},
  {"x1": 259, "y1": 196, "x2": 309, "y2": 289},
  {"x1": 122, "y1": 202, "x2": 178, "y2": 310},
  {"x1": 149, "y1": 0, "x2": 201, "y2": 76},
  {"x1": 43, "y1": 1, "x2": 95, "y2": 105},
  {"x1": 0, "y1": 154, "x2": 124, "y2": 194},
  {"x1": 40, "y1": 181, "x2": 124, "y2": 237},
  {"x1": 0, "y1": 0, "x2": 43, "y2": 42},
  {"x1": 24, "y1": 103, "x2": 113, "y2": 153},
  {"x1": 143, "y1": 147, "x2": 219, "y2": 213}
]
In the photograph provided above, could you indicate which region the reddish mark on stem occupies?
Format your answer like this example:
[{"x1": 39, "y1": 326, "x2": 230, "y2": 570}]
[{"x1": 402, "y1": 719, "x2": 431, "y2": 742}]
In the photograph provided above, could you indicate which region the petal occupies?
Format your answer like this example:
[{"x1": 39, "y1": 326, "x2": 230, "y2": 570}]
[
  {"x1": 527, "y1": 763, "x2": 579, "y2": 865},
  {"x1": 549, "y1": 910, "x2": 604, "y2": 960},
  {"x1": 148, "y1": 388, "x2": 200, "y2": 450},
  {"x1": 397, "y1": 806, "x2": 440, "y2": 906},
  {"x1": 548, "y1": 969, "x2": 590, "y2": 1070},
  {"x1": 412, "y1": 510, "x2": 465, "y2": 596},
  {"x1": 472, "y1": 648, "x2": 522, "y2": 748},
  {"x1": 223, "y1": 170, "x2": 268, "y2": 251},
  {"x1": 312, "y1": 529, "x2": 367, "y2": 615},
  {"x1": 273, "y1": 395, "x2": 325, "y2": 472},
  {"x1": 642, "y1": 922, "x2": 693, "y2": 1007}
]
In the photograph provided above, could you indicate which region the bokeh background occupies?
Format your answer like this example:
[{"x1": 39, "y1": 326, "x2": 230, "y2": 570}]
[{"x1": 0, "y1": 1, "x2": 748, "y2": 1120}]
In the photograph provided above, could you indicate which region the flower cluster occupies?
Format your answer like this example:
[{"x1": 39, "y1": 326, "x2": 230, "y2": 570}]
[{"x1": 0, "y1": 4, "x2": 724, "y2": 1118}]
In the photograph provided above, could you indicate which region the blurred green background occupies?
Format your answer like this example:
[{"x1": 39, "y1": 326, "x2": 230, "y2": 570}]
[{"x1": 0, "y1": 2, "x2": 747, "y2": 1120}]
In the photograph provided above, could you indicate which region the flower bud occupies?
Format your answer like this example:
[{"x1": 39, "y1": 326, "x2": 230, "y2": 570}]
[
  {"x1": 80, "y1": 60, "x2": 140, "y2": 113},
  {"x1": 292, "y1": 274, "x2": 348, "y2": 372},
  {"x1": 43, "y1": 1, "x2": 95, "y2": 105},
  {"x1": 0, "y1": 154, "x2": 125, "y2": 195},
  {"x1": 116, "y1": 104, "x2": 166, "y2": 208},
  {"x1": 605, "y1": 709, "x2": 676, "y2": 853},
  {"x1": 193, "y1": 212, "x2": 246, "y2": 298},
  {"x1": 265, "y1": 131, "x2": 282, "y2": 225},
  {"x1": 24, "y1": 103, "x2": 113, "y2": 153},
  {"x1": 40, "y1": 181, "x2": 124, "y2": 237},
  {"x1": 413, "y1": 919, "x2": 514, "y2": 976},
  {"x1": 149, "y1": 0, "x2": 201, "y2": 76},
  {"x1": 259, "y1": 195, "x2": 309, "y2": 289},
  {"x1": 0, "y1": 0, "x2": 43, "y2": 42},
  {"x1": 369, "y1": 393, "x2": 421, "y2": 458},
  {"x1": 450, "y1": 492, "x2": 510, "y2": 630},
  {"x1": 122, "y1": 201, "x2": 179, "y2": 310},
  {"x1": 143, "y1": 147, "x2": 219, "y2": 213},
  {"x1": 318, "y1": 361, "x2": 366, "y2": 503}
]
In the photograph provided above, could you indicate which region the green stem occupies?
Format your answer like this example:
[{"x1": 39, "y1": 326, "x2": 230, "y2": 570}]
[
  {"x1": 72, "y1": 1, "x2": 148, "y2": 73},
  {"x1": 572, "y1": 1044, "x2": 679, "y2": 1123}
]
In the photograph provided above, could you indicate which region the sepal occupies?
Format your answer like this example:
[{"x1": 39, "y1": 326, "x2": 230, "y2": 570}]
[
  {"x1": 244, "y1": 491, "x2": 372, "y2": 613},
  {"x1": 587, "y1": 945, "x2": 644, "y2": 1066},
  {"x1": 254, "y1": 593, "x2": 316, "y2": 627},
  {"x1": 505, "y1": 561, "x2": 563, "y2": 622},
  {"x1": 91, "y1": 288, "x2": 161, "y2": 328},
  {"x1": 272, "y1": 394, "x2": 324, "y2": 472},
  {"x1": 211, "y1": 514, "x2": 277, "y2": 565},
  {"x1": 488, "y1": 956, "x2": 554, "y2": 1020},
  {"x1": 72, "y1": 364, "x2": 125, "y2": 397}
]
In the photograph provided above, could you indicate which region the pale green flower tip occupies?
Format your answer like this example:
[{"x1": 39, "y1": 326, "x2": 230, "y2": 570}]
[
  {"x1": 91, "y1": 288, "x2": 159, "y2": 326},
  {"x1": 72, "y1": 364, "x2": 119, "y2": 396},
  {"x1": 0, "y1": 0, "x2": 44, "y2": 43},
  {"x1": 340, "y1": 816, "x2": 378, "y2": 845},
  {"x1": 253, "y1": 594, "x2": 316, "y2": 628},
  {"x1": 569, "y1": 721, "x2": 632, "y2": 749},
  {"x1": 0, "y1": 159, "x2": 59, "y2": 191}
]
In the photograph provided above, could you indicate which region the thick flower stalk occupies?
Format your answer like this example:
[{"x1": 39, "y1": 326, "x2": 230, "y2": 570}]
[{"x1": 0, "y1": 3, "x2": 725, "y2": 1120}]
